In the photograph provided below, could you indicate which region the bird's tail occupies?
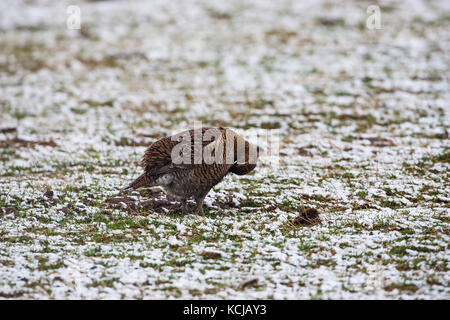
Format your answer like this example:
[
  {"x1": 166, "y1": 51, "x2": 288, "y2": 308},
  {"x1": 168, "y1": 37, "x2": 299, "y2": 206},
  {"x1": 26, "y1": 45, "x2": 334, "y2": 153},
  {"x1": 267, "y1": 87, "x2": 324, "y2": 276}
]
[{"x1": 123, "y1": 173, "x2": 149, "y2": 190}]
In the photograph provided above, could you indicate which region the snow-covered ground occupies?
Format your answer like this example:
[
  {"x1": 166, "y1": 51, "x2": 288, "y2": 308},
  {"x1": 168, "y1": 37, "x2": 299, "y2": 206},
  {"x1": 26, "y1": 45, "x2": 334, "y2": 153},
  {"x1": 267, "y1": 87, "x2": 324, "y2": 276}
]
[{"x1": 0, "y1": 0, "x2": 449, "y2": 299}]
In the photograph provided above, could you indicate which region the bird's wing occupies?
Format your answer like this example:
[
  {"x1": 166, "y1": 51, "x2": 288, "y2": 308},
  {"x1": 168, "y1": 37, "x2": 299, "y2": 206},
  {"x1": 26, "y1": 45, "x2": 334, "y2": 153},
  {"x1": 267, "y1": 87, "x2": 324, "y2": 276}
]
[
  {"x1": 142, "y1": 130, "x2": 217, "y2": 177},
  {"x1": 142, "y1": 137, "x2": 184, "y2": 176},
  {"x1": 146, "y1": 163, "x2": 192, "y2": 176}
]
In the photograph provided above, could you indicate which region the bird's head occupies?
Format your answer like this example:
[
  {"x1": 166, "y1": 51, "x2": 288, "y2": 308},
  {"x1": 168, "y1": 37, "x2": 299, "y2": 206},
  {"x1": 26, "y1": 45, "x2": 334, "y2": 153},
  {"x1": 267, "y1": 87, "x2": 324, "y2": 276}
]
[
  {"x1": 227, "y1": 134, "x2": 263, "y2": 175},
  {"x1": 230, "y1": 136, "x2": 260, "y2": 164}
]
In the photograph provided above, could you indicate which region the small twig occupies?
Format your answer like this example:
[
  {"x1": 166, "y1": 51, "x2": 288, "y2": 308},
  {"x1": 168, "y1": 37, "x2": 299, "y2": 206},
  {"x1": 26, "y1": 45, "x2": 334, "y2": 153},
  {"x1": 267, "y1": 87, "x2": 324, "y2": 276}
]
[
  {"x1": 0, "y1": 127, "x2": 16, "y2": 135},
  {"x1": 238, "y1": 278, "x2": 258, "y2": 290}
]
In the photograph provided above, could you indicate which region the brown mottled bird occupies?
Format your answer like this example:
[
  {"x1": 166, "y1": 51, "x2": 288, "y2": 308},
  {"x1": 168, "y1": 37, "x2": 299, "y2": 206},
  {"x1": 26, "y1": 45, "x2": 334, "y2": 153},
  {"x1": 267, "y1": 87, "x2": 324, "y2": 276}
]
[{"x1": 125, "y1": 127, "x2": 261, "y2": 214}]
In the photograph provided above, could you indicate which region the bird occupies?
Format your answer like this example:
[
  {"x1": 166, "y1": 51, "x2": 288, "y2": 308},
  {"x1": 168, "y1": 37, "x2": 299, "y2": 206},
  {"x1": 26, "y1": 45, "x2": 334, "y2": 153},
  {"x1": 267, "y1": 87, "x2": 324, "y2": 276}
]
[{"x1": 124, "y1": 127, "x2": 261, "y2": 215}]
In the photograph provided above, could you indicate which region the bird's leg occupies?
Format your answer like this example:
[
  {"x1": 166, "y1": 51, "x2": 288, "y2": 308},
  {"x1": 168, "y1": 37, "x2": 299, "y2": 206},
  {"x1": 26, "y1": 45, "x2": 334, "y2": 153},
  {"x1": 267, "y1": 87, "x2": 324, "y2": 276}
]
[
  {"x1": 193, "y1": 192, "x2": 208, "y2": 216},
  {"x1": 181, "y1": 198, "x2": 190, "y2": 213}
]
